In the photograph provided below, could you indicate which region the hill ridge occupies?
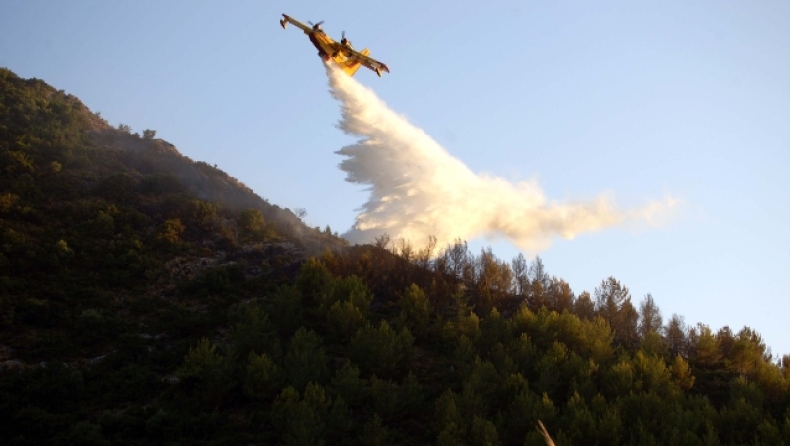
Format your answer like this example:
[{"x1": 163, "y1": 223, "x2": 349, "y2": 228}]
[{"x1": 1, "y1": 66, "x2": 788, "y2": 446}]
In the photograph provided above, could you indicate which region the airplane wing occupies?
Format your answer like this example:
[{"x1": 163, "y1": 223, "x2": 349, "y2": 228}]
[
  {"x1": 343, "y1": 47, "x2": 390, "y2": 74},
  {"x1": 279, "y1": 14, "x2": 312, "y2": 33}
]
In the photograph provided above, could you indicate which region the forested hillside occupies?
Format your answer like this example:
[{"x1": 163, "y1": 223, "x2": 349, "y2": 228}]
[{"x1": 1, "y1": 67, "x2": 788, "y2": 445}]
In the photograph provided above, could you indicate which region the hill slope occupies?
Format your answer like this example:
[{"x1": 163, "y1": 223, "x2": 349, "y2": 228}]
[{"x1": 1, "y1": 68, "x2": 788, "y2": 445}]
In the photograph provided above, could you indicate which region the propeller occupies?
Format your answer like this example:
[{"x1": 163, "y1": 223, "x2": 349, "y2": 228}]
[{"x1": 308, "y1": 20, "x2": 324, "y2": 27}]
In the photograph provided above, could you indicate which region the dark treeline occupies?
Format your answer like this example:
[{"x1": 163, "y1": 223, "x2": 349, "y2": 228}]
[
  {"x1": 1, "y1": 67, "x2": 789, "y2": 445},
  {"x1": 314, "y1": 238, "x2": 790, "y2": 444}
]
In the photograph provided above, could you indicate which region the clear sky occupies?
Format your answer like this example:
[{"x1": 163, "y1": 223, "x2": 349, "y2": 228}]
[{"x1": 2, "y1": 0, "x2": 788, "y2": 356}]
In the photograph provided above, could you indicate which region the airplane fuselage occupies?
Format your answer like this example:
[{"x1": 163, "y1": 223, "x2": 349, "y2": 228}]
[{"x1": 306, "y1": 30, "x2": 335, "y2": 61}]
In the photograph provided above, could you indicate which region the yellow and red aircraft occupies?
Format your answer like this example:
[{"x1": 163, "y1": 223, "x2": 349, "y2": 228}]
[{"x1": 279, "y1": 14, "x2": 390, "y2": 77}]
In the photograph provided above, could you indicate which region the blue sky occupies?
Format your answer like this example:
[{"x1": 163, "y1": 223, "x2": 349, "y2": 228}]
[{"x1": 2, "y1": 0, "x2": 788, "y2": 356}]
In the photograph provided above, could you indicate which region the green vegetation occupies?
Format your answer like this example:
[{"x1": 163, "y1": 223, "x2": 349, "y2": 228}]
[{"x1": 1, "y1": 67, "x2": 788, "y2": 445}]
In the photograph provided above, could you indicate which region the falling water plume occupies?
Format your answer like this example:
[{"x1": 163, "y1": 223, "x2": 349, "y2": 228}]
[{"x1": 325, "y1": 64, "x2": 675, "y2": 251}]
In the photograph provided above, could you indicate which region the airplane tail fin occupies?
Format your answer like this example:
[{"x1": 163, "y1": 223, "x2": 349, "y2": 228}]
[
  {"x1": 341, "y1": 63, "x2": 363, "y2": 77},
  {"x1": 338, "y1": 48, "x2": 370, "y2": 77}
]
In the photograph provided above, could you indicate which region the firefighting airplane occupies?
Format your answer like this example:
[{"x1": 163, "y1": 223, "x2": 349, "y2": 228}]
[{"x1": 279, "y1": 14, "x2": 390, "y2": 77}]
